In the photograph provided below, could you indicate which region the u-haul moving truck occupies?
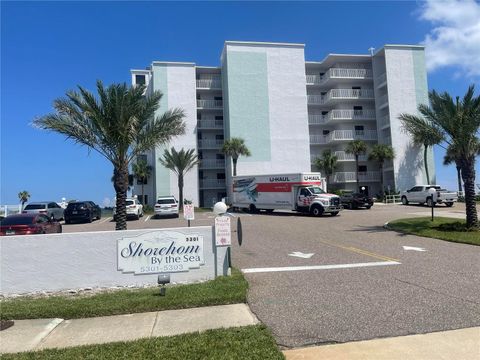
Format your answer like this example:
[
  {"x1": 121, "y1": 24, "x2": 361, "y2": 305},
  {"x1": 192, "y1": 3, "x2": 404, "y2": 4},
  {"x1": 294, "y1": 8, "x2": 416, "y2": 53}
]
[{"x1": 232, "y1": 172, "x2": 342, "y2": 216}]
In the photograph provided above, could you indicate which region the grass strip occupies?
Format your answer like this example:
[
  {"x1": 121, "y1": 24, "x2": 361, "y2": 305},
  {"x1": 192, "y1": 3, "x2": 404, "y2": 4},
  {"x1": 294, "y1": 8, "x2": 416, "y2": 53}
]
[
  {"x1": 2, "y1": 325, "x2": 284, "y2": 360},
  {"x1": 1, "y1": 269, "x2": 248, "y2": 320},
  {"x1": 388, "y1": 217, "x2": 480, "y2": 246}
]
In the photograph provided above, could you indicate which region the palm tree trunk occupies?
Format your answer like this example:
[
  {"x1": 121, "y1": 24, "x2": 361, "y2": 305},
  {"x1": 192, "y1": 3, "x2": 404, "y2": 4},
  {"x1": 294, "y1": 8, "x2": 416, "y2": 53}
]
[
  {"x1": 355, "y1": 156, "x2": 359, "y2": 192},
  {"x1": 460, "y1": 158, "x2": 478, "y2": 229},
  {"x1": 456, "y1": 165, "x2": 463, "y2": 194},
  {"x1": 113, "y1": 164, "x2": 129, "y2": 230},
  {"x1": 232, "y1": 158, "x2": 238, "y2": 176},
  {"x1": 141, "y1": 182, "x2": 145, "y2": 205},
  {"x1": 424, "y1": 145, "x2": 430, "y2": 184},
  {"x1": 178, "y1": 174, "x2": 184, "y2": 211},
  {"x1": 379, "y1": 163, "x2": 384, "y2": 195},
  {"x1": 326, "y1": 174, "x2": 330, "y2": 192}
]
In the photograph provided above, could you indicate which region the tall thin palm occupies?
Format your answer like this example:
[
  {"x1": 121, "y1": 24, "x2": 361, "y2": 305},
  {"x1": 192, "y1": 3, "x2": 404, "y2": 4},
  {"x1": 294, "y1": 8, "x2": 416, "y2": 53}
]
[
  {"x1": 345, "y1": 140, "x2": 368, "y2": 192},
  {"x1": 368, "y1": 144, "x2": 395, "y2": 195},
  {"x1": 18, "y1": 191, "x2": 30, "y2": 211},
  {"x1": 399, "y1": 85, "x2": 480, "y2": 229},
  {"x1": 313, "y1": 150, "x2": 337, "y2": 191},
  {"x1": 443, "y1": 145, "x2": 463, "y2": 195},
  {"x1": 34, "y1": 80, "x2": 185, "y2": 230},
  {"x1": 132, "y1": 159, "x2": 152, "y2": 205},
  {"x1": 398, "y1": 113, "x2": 443, "y2": 184},
  {"x1": 221, "y1": 137, "x2": 251, "y2": 176},
  {"x1": 159, "y1": 147, "x2": 200, "y2": 210}
]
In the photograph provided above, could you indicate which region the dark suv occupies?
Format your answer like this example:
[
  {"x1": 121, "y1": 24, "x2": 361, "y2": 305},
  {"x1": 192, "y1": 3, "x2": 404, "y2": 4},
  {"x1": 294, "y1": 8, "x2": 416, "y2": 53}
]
[{"x1": 64, "y1": 201, "x2": 101, "y2": 224}]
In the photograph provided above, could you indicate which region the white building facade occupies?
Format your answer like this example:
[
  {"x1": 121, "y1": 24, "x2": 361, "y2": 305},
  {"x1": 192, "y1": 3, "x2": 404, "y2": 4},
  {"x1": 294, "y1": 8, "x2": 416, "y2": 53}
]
[{"x1": 131, "y1": 41, "x2": 434, "y2": 207}]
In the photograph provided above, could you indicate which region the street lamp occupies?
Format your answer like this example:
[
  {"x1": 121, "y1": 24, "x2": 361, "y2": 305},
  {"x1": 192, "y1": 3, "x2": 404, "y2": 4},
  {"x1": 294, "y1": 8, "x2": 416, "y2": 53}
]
[{"x1": 427, "y1": 187, "x2": 437, "y2": 221}]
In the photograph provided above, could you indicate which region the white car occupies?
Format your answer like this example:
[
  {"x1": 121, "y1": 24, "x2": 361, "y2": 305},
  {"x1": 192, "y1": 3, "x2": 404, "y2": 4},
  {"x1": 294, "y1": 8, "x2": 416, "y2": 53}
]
[
  {"x1": 113, "y1": 198, "x2": 144, "y2": 220},
  {"x1": 154, "y1": 196, "x2": 179, "y2": 218}
]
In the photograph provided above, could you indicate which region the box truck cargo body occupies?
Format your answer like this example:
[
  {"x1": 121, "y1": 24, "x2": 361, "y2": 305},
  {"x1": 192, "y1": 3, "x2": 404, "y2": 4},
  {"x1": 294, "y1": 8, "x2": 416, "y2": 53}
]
[{"x1": 232, "y1": 172, "x2": 342, "y2": 216}]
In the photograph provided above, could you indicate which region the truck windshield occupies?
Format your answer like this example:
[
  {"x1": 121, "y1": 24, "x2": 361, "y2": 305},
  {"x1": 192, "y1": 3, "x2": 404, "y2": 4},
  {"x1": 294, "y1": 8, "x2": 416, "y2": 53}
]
[{"x1": 308, "y1": 187, "x2": 326, "y2": 195}]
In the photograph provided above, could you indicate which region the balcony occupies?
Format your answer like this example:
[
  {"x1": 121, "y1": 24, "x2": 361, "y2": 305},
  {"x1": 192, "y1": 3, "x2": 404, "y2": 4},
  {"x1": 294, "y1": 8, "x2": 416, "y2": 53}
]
[
  {"x1": 307, "y1": 89, "x2": 375, "y2": 106},
  {"x1": 199, "y1": 179, "x2": 226, "y2": 189},
  {"x1": 307, "y1": 95, "x2": 325, "y2": 105},
  {"x1": 199, "y1": 159, "x2": 226, "y2": 169},
  {"x1": 310, "y1": 130, "x2": 377, "y2": 145},
  {"x1": 196, "y1": 78, "x2": 222, "y2": 89},
  {"x1": 306, "y1": 68, "x2": 373, "y2": 85},
  {"x1": 309, "y1": 109, "x2": 376, "y2": 125},
  {"x1": 334, "y1": 151, "x2": 368, "y2": 162},
  {"x1": 198, "y1": 139, "x2": 224, "y2": 149},
  {"x1": 333, "y1": 171, "x2": 381, "y2": 183},
  {"x1": 197, "y1": 99, "x2": 223, "y2": 109},
  {"x1": 197, "y1": 119, "x2": 224, "y2": 129}
]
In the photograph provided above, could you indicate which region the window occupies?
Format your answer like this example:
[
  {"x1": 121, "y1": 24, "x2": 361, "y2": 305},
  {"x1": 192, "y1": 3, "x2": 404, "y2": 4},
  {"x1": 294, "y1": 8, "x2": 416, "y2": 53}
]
[
  {"x1": 353, "y1": 106, "x2": 363, "y2": 111},
  {"x1": 216, "y1": 154, "x2": 225, "y2": 159},
  {"x1": 137, "y1": 154, "x2": 147, "y2": 163},
  {"x1": 48, "y1": 203, "x2": 60, "y2": 209},
  {"x1": 323, "y1": 130, "x2": 330, "y2": 135},
  {"x1": 215, "y1": 134, "x2": 224, "y2": 140},
  {"x1": 142, "y1": 195, "x2": 148, "y2": 205},
  {"x1": 214, "y1": 96, "x2": 222, "y2": 101},
  {"x1": 217, "y1": 173, "x2": 226, "y2": 180},
  {"x1": 300, "y1": 188, "x2": 310, "y2": 197},
  {"x1": 321, "y1": 111, "x2": 328, "y2": 115},
  {"x1": 355, "y1": 125, "x2": 364, "y2": 136},
  {"x1": 215, "y1": 116, "x2": 223, "y2": 120},
  {"x1": 135, "y1": 75, "x2": 146, "y2": 85},
  {"x1": 197, "y1": 114, "x2": 202, "y2": 120},
  {"x1": 358, "y1": 165, "x2": 367, "y2": 172},
  {"x1": 37, "y1": 215, "x2": 49, "y2": 223},
  {"x1": 352, "y1": 86, "x2": 361, "y2": 90}
]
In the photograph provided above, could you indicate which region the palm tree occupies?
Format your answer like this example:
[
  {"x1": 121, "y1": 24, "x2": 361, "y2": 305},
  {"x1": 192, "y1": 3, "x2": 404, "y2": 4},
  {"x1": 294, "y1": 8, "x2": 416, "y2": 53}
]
[
  {"x1": 398, "y1": 113, "x2": 443, "y2": 184},
  {"x1": 399, "y1": 85, "x2": 480, "y2": 229},
  {"x1": 34, "y1": 80, "x2": 185, "y2": 230},
  {"x1": 313, "y1": 150, "x2": 338, "y2": 191},
  {"x1": 159, "y1": 147, "x2": 200, "y2": 210},
  {"x1": 368, "y1": 144, "x2": 395, "y2": 195},
  {"x1": 221, "y1": 137, "x2": 251, "y2": 176},
  {"x1": 443, "y1": 146, "x2": 463, "y2": 196},
  {"x1": 18, "y1": 191, "x2": 30, "y2": 211},
  {"x1": 132, "y1": 159, "x2": 152, "y2": 205},
  {"x1": 345, "y1": 140, "x2": 368, "y2": 192}
]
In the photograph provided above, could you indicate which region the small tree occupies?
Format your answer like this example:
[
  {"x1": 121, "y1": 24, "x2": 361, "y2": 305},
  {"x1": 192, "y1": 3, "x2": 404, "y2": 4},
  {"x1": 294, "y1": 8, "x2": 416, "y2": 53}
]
[
  {"x1": 313, "y1": 150, "x2": 338, "y2": 191},
  {"x1": 132, "y1": 159, "x2": 152, "y2": 205},
  {"x1": 345, "y1": 140, "x2": 368, "y2": 192},
  {"x1": 159, "y1": 148, "x2": 200, "y2": 210},
  {"x1": 221, "y1": 137, "x2": 251, "y2": 176},
  {"x1": 18, "y1": 191, "x2": 30, "y2": 211},
  {"x1": 443, "y1": 146, "x2": 463, "y2": 195},
  {"x1": 368, "y1": 144, "x2": 395, "y2": 195}
]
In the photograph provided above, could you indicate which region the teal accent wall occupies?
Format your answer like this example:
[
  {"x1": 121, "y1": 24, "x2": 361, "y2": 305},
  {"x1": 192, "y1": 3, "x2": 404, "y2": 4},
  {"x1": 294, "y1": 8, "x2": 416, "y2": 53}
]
[
  {"x1": 225, "y1": 51, "x2": 271, "y2": 161},
  {"x1": 152, "y1": 64, "x2": 171, "y2": 195},
  {"x1": 412, "y1": 49, "x2": 435, "y2": 183}
]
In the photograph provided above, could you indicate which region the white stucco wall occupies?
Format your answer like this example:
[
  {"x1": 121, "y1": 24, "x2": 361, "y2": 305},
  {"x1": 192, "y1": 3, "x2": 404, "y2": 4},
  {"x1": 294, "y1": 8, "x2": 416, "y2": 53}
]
[{"x1": 1, "y1": 227, "x2": 228, "y2": 295}]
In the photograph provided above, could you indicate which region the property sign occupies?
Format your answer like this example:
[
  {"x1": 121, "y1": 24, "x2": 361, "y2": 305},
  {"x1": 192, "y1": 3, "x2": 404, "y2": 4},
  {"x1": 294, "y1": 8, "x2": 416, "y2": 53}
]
[
  {"x1": 117, "y1": 230, "x2": 204, "y2": 275},
  {"x1": 215, "y1": 216, "x2": 231, "y2": 246},
  {"x1": 183, "y1": 204, "x2": 195, "y2": 221}
]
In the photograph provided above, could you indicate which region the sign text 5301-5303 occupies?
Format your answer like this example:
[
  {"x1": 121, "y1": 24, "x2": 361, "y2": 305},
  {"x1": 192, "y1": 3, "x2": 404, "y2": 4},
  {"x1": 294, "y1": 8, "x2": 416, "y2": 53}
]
[{"x1": 117, "y1": 231, "x2": 205, "y2": 275}]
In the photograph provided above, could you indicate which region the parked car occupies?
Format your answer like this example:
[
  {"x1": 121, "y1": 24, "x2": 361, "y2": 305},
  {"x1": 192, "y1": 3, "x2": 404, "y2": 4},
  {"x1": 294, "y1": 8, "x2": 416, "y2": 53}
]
[
  {"x1": 113, "y1": 198, "x2": 144, "y2": 220},
  {"x1": 401, "y1": 185, "x2": 458, "y2": 207},
  {"x1": 340, "y1": 192, "x2": 374, "y2": 209},
  {"x1": 64, "y1": 201, "x2": 101, "y2": 224},
  {"x1": 22, "y1": 202, "x2": 64, "y2": 220},
  {"x1": 154, "y1": 196, "x2": 179, "y2": 218},
  {"x1": 0, "y1": 213, "x2": 62, "y2": 236}
]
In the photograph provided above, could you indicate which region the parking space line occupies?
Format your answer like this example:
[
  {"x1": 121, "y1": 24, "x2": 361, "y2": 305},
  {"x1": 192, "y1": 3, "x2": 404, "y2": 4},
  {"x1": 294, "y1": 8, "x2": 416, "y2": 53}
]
[
  {"x1": 98, "y1": 217, "x2": 111, "y2": 224},
  {"x1": 316, "y1": 240, "x2": 400, "y2": 262},
  {"x1": 242, "y1": 261, "x2": 401, "y2": 274},
  {"x1": 144, "y1": 215, "x2": 151, "y2": 222}
]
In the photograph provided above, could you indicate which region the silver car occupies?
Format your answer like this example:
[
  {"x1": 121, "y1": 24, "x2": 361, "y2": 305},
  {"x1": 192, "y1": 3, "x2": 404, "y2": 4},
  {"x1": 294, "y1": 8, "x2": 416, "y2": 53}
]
[{"x1": 23, "y1": 202, "x2": 65, "y2": 221}]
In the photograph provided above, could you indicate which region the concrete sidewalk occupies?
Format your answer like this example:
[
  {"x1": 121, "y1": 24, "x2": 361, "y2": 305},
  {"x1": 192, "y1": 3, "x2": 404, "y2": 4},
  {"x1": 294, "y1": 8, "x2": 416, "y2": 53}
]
[
  {"x1": 283, "y1": 327, "x2": 480, "y2": 360},
  {"x1": 0, "y1": 304, "x2": 259, "y2": 354}
]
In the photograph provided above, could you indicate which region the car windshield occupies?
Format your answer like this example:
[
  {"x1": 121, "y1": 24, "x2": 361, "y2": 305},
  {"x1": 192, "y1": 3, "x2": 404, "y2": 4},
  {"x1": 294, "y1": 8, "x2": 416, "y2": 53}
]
[
  {"x1": 1, "y1": 217, "x2": 34, "y2": 225},
  {"x1": 157, "y1": 199, "x2": 176, "y2": 204},
  {"x1": 308, "y1": 187, "x2": 326, "y2": 195},
  {"x1": 67, "y1": 203, "x2": 87, "y2": 210},
  {"x1": 24, "y1": 204, "x2": 46, "y2": 210},
  {"x1": 126, "y1": 200, "x2": 134, "y2": 206}
]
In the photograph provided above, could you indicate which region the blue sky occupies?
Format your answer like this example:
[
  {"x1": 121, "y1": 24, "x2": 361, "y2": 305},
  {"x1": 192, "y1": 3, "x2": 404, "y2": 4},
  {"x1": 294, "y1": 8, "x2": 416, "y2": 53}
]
[{"x1": 1, "y1": 1, "x2": 479, "y2": 206}]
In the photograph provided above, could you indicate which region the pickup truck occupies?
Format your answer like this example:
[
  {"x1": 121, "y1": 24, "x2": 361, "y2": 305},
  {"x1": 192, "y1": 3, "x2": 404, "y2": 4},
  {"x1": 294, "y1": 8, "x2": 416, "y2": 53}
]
[{"x1": 401, "y1": 185, "x2": 457, "y2": 207}]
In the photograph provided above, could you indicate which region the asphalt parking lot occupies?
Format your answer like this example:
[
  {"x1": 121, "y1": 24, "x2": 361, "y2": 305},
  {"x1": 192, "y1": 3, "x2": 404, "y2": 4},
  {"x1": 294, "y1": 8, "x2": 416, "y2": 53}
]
[{"x1": 61, "y1": 203, "x2": 480, "y2": 348}]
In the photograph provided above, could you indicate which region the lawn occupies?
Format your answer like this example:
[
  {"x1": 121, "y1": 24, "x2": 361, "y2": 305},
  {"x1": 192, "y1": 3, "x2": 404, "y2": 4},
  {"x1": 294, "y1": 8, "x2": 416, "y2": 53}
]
[
  {"x1": 2, "y1": 325, "x2": 285, "y2": 360},
  {"x1": 388, "y1": 217, "x2": 480, "y2": 246},
  {"x1": 1, "y1": 268, "x2": 248, "y2": 320}
]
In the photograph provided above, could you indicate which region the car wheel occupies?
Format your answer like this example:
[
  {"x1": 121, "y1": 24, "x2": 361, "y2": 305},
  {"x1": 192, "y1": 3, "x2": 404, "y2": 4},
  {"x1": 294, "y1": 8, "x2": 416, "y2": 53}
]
[
  {"x1": 366, "y1": 205, "x2": 372, "y2": 209},
  {"x1": 135, "y1": 211, "x2": 140, "y2": 220},
  {"x1": 426, "y1": 197, "x2": 435, "y2": 207},
  {"x1": 50, "y1": 214, "x2": 55, "y2": 221},
  {"x1": 330, "y1": 211, "x2": 339, "y2": 216},
  {"x1": 349, "y1": 203, "x2": 353, "y2": 210},
  {"x1": 65, "y1": 219, "x2": 71, "y2": 224},
  {"x1": 266, "y1": 209, "x2": 274, "y2": 214},
  {"x1": 249, "y1": 204, "x2": 258, "y2": 214},
  {"x1": 88, "y1": 214, "x2": 93, "y2": 223},
  {"x1": 401, "y1": 196, "x2": 408, "y2": 205},
  {"x1": 446, "y1": 202, "x2": 454, "y2": 207},
  {"x1": 58, "y1": 225, "x2": 63, "y2": 233},
  {"x1": 310, "y1": 205, "x2": 324, "y2": 217}
]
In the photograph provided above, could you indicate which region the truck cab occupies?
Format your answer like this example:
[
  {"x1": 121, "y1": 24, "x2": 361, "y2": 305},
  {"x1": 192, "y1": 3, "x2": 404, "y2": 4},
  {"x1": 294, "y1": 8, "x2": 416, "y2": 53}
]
[{"x1": 295, "y1": 186, "x2": 341, "y2": 216}]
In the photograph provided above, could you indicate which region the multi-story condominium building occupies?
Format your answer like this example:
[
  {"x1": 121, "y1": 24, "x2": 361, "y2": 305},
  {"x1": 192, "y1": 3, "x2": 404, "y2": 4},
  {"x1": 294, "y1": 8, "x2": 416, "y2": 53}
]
[{"x1": 131, "y1": 41, "x2": 434, "y2": 207}]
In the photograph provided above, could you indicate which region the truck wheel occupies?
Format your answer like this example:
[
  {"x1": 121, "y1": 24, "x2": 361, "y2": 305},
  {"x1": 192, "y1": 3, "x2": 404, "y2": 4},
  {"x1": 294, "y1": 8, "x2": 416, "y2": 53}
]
[
  {"x1": 310, "y1": 205, "x2": 324, "y2": 217},
  {"x1": 330, "y1": 211, "x2": 339, "y2": 216},
  {"x1": 426, "y1": 198, "x2": 435, "y2": 207},
  {"x1": 249, "y1": 204, "x2": 258, "y2": 214},
  {"x1": 266, "y1": 209, "x2": 274, "y2": 214},
  {"x1": 445, "y1": 202, "x2": 454, "y2": 207},
  {"x1": 401, "y1": 196, "x2": 409, "y2": 205}
]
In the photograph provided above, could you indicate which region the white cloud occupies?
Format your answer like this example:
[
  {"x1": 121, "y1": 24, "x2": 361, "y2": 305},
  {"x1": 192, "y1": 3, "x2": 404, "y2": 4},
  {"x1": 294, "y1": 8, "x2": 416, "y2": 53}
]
[{"x1": 419, "y1": 0, "x2": 480, "y2": 78}]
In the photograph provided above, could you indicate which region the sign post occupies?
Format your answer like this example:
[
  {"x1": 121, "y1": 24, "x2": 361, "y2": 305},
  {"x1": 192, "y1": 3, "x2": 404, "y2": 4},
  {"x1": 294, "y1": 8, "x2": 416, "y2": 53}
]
[
  {"x1": 428, "y1": 187, "x2": 437, "y2": 221},
  {"x1": 183, "y1": 204, "x2": 194, "y2": 227}
]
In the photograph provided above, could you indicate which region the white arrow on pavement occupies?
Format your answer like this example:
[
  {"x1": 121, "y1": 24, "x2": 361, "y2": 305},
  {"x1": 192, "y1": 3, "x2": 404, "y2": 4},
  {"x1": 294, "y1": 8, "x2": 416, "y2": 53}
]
[
  {"x1": 403, "y1": 246, "x2": 427, "y2": 252},
  {"x1": 288, "y1": 252, "x2": 315, "y2": 259}
]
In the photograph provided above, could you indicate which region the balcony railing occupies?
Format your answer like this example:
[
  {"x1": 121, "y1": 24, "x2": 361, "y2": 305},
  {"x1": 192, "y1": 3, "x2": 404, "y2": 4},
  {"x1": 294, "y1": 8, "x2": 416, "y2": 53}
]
[
  {"x1": 309, "y1": 109, "x2": 376, "y2": 125},
  {"x1": 199, "y1": 159, "x2": 226, "y2": 169},
  {"x1": 199, "y1": 179, "x2": 226, "y2": 189},
  {"x1": 329, "y1": 88, "x2": 375, "y2": 100},
  {"x1": 334, "y1": 151, "x2": 368, "y2": 162},
  {"x1": 196, "y1": 78, "x2": 222, "y2": 89},
  {"x1": 308, "y1": 114, "x2": 328, "y2": 125},
  {"x1": 197, "y1": 99, "x2": 223, "y2": 109},
  {"x1": 306, "y1": 68, "x2": 373, "y2": 85},
  {"x1": 197, "y1": 119, "x2": 224, "y2": 129},
  {"x1": 307, "y1": 95, "x2": 326, "y2": 105},
  {"x1": 333, "y1": 171, "x2": 381, "y2": 183},
  {"x1": 310, "y1": 130, "x2": 377, "y2": 144},
  {"x1": 310, "y1": 135, "x2": 328, "y2": 144},
  {"x1": 198, "y1": 139, "x2": 224, "y2": 148}
]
